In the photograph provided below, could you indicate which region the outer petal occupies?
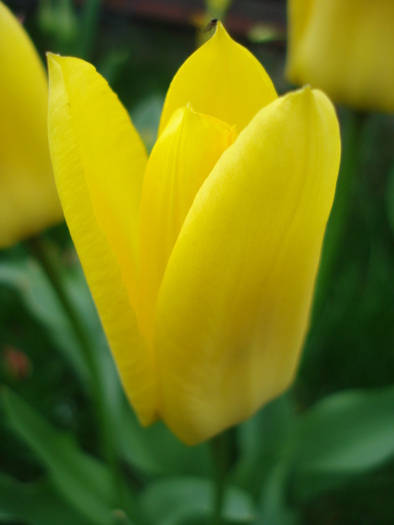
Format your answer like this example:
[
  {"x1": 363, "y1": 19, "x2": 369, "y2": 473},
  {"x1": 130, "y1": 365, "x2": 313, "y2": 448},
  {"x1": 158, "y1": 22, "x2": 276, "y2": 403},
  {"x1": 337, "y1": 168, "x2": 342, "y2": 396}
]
[
  {"x1": 286, "y1": 0, "x2": 394, "y2": 112},
  {"x1": 0, "y1": 2, "x2": 62, "y2": 247},
  {"x1": 158, "y1": 22, "x2": 277, "y2": 136},
  {"x1": 139, "y1": 107, "x2": 235, "y2": 342},
  {"x1": 47, "y1": 55, "x2": 157, "y2": 424},
  {"x1": 155, "y1": 88, "x2": 341, "y2": 444}
]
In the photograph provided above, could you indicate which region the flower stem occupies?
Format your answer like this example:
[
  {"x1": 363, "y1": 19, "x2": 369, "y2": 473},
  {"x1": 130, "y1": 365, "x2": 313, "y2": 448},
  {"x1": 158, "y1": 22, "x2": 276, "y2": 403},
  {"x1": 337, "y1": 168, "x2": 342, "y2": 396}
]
[
  {"x1": 313, "y1": 109, "x2": 367, "y2": 318},
  {"x1": 27, "y1": 236, "x2": 121, "y2": 508},
  {"x1": 78, "y1": 0, "x2": 103, "y2": 61},
  {"x1": 210, "y1": 431, "x2": 231, "y2": 525}
]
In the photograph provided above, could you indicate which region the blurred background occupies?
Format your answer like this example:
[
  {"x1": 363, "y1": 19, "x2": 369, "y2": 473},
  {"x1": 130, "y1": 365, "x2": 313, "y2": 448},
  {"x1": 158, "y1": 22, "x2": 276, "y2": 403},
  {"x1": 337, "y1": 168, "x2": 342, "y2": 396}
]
[{"x1": 1, "y1": 1, "x2": 394, "y2": 524}]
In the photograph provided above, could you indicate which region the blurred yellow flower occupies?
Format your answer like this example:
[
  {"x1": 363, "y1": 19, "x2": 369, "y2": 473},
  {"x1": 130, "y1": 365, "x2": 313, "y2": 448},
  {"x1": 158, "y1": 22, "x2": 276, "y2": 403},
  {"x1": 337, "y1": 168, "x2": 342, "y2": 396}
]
[
  {"x1": 0, "y1": 1, "x2": 62, "y2": 248},
  {"x1": 285, "y1": 0, "x2": 394, "y2": 113},
  {"x1": 47, "y1": 23, "x2": 340, "y2": 444}
]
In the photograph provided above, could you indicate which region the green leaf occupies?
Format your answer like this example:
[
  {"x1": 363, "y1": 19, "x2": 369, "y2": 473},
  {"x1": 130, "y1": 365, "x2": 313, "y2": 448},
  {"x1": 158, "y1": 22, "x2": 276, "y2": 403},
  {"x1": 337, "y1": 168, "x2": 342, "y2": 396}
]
[
  {"x1": 120, "y1": 401, "x2": 210, "y2": 478},
  {"x1": 37, "y1": 0, "x2": 78, "y2": 45},
  {"x1": 131, "y1": 95, "x2": 164, "y2": 153},
  {"x1": 0, "y1": 258, "x2": 92, "y2": 386},
  {"x1": 99, "y1": 50, "x2": 130, "y2": 87},
  {"x1": 256, "y1": 463, "x2": 299, "y2": 525},
  {"x1": 291, "y1": 386, "x2": 394, "y2": 500},
  {"x1": 2, "y1": 389, "x2": 117, "y2": 524},
  {"x1": 0, "y1": 473, "x2": 97, "y2": 525},
  {"x1": 247, "y1": 24, "x2": 285, "y2": 44},
  {"x1": 385, "y1": 161, "x2": 394, "y2": 234},
  {"x1": 231, "y1": 394, "x2": 294, "y2": 494},
  {"x1": 140, "y1": 477, "x2": 255, "y2": 525}
]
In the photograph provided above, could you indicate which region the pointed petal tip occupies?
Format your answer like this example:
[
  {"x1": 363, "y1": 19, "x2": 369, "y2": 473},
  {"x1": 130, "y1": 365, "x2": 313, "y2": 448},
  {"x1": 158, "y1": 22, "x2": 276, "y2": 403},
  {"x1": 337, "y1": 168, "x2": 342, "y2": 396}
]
[
  {"x1": 288, "y1": 84, "x2": 312, "y2": 100},
  {"x1": 46, "y1": 52, "x2": 63, "y2": 66},
  {"x1": 46, "y1": 52, "x2": 66, "y2": 81},
  {"x1": 292, "y1": 85, "x2": 316, "y2": 110},
  {"x1": 215, "y1": 21, "x2": 228, "y2": 38},
  {"x1": 159, "y1": 20, "x2": 277, "y2": 136},
  {"x1": 285, "y1": 84, "x2": 338, "y2": 118}
]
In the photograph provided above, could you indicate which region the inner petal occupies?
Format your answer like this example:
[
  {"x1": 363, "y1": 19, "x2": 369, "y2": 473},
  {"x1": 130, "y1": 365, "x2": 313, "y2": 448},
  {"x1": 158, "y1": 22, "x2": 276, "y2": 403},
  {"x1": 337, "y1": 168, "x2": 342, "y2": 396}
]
[
  {"x1": 159, "y1": 23, "x2": 277, "y2": 136},
  {"x1": 138, "y1": 106, "x2": 236, "y2": 342}
]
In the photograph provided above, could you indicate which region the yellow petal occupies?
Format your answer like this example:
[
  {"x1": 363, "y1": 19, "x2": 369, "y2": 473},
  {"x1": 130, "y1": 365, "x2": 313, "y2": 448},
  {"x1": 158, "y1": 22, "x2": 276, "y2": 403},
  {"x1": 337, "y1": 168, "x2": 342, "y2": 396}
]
[
  {"x1": 47, "y1": 54, "x2": 157, "y2": 425},
  {"x1": 139, "y1": 106, "x2": 235, "y2": 342},
  {"x1": 0, "y1": 2, "x2": 62, "y2": 247},
  {"x1": 154, "y1": 87, "x2": 341, "y2": 444},
  {"x1": 158, "y1": 22, "x2": 277, "y2": 136},
  {"x1": 286, "y1": 0, "x2": 394, "y2": 112}
]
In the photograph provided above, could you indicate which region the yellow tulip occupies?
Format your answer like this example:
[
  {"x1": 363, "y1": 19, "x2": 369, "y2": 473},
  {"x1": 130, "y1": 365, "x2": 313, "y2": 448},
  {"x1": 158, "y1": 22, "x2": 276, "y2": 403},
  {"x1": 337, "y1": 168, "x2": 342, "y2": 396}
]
[
  {"x1": 285, "y1": 0, "x2": 394, "y2": 113},
  {"x1": 47, "y1": 23, "x2": 340, "y2": 444},
  {"x1": 0, "y1": 2, "x2": 62, "y2": 247}
]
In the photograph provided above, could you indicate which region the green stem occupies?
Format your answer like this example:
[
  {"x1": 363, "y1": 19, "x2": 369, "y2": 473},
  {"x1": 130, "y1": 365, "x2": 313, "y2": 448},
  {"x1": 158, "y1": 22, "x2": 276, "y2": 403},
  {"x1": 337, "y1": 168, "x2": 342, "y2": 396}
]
[
  {"x1": 78, "y1": 0, "x2": 103, "y2": 61},
  {"x1": 27, "y1": 236, "x2": 121, "y2": 510},
  {"x1": 312, "y1": 110, "x2": 367, "y2": 318},
  {"x1": 204, "y1": 0, "x2": 233, "y2": 20},
  {"x1": 210, "y1": 431, "x2": 230, "y2": 525}
]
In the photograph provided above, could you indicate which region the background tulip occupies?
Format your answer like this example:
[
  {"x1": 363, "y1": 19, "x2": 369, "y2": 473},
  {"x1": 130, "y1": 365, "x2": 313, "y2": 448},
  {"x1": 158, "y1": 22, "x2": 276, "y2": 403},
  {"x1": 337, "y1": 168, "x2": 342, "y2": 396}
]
[
  {"x1": 0, "y1": 1, "x2": 62, "y2": 248},
  {"x1": 285, "y1": 0, "x2": 394, "y2": 113},
  {"x1": 48, "y1": 23, "x2": 340, "y2": 444}
]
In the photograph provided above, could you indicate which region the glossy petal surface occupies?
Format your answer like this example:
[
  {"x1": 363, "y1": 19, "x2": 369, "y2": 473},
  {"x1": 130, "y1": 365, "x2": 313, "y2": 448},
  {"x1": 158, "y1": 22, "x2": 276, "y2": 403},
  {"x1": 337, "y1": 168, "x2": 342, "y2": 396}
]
[
  {"x1": 155, "y1": 88, "x2": 341, "y2": 444},
  {"x1": 286, "y1": 0, "x2": 394, "y2": 112},
  {"x1": 0, "y1": 2, "x2": 62, "y2": 247},
  {"x1": 158, "y1": 23, "x2": 277, "y2": 135},
  {"x1": 47, "y1": 55, "x2": 157, "y2": 424},
  {"x1": 139, "y1": 107, "x2": 235, "y2": 341}
]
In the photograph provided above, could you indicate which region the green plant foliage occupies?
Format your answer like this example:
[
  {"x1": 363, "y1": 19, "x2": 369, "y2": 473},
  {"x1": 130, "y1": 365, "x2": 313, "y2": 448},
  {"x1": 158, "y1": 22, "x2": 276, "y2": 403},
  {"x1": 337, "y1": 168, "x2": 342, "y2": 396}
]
[
  {"x1": 2, "y1": 389, "x2": 121, "y2": 524},
  {"x1": 290, "y1": 386, "x2": 394, "y2": 501},
  {"x1": 0, "y1": 473, "x2": 98, "y2": 525},
  {"x1": 0, "y1": 257, "x2": 93, "y2": 387},
  {"x1": 130, "y1": 95, "x2": 164, "y2": 154},
  {"x1": 386, "y1": 162, "x2": 394, "y2": 234},
  {"x1": 231, "y1": 394, "x2": 294, "y2": 495},
  {"x1": 140, "y1": 477, "x2": 254, "y2": 525},
  {"x1": 257, "y1": 463, "x2": 299, "y2": 525},
  {"x1": 120, "y1": 402, "x2": 211, "y2": 478}
]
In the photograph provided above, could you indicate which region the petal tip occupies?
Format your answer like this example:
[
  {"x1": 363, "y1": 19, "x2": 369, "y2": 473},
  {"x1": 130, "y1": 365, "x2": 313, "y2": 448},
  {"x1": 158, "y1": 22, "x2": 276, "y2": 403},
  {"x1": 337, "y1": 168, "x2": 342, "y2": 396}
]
[
  {"x1": 215, "y1": 21, "x2": 228, "y2": 38},
  {"x1": 46, "y1": 52, "x2": 66, "y2": 79},
  {"x1": 287, "y1": 84, "x2": 324, "y2": 112},
  {"x1": 46, "y1": 52, "x2": 62, "y2": 65}
]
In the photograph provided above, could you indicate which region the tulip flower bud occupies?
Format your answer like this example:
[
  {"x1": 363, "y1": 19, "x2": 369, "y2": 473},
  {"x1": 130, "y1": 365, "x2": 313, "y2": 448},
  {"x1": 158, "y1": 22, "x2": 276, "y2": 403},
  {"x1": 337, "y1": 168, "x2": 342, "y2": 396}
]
[
  {"x1": 48, "y1": 23, "x2": 340, "y2": 444},
  {"x1": 285, "y1": 0, "x2": 394, "y2": 113},
  {"x1": 0, "y1": 1, "x2": 62, "y2": 248}
]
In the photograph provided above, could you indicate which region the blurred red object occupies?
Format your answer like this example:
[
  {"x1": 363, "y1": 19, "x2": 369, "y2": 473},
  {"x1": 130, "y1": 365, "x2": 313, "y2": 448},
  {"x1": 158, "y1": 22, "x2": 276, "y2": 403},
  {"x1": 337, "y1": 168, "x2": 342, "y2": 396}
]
[{"x1": 2, "y1": 345, "x2": 32, "y2": 380}]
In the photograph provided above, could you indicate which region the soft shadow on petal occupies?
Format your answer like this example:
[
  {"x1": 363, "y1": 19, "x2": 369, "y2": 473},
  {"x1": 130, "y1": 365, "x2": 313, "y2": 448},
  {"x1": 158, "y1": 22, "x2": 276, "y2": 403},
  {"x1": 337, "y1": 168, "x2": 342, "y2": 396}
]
[
  {"x1": 48, "y1": 55, "x2": 157, "y2": 425},
  {"x1": 158, "y1": 22, "x2": 277, "y2": 136},
  {"x1": 155, "y1": 88, "x2": 341, "y2": 444},
  {"x1": 0, "y1": 2, "x2": 62, "y2": 247},
  {"x1": 139, "y1": 106, "x2": 235, "y2": 343}
]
